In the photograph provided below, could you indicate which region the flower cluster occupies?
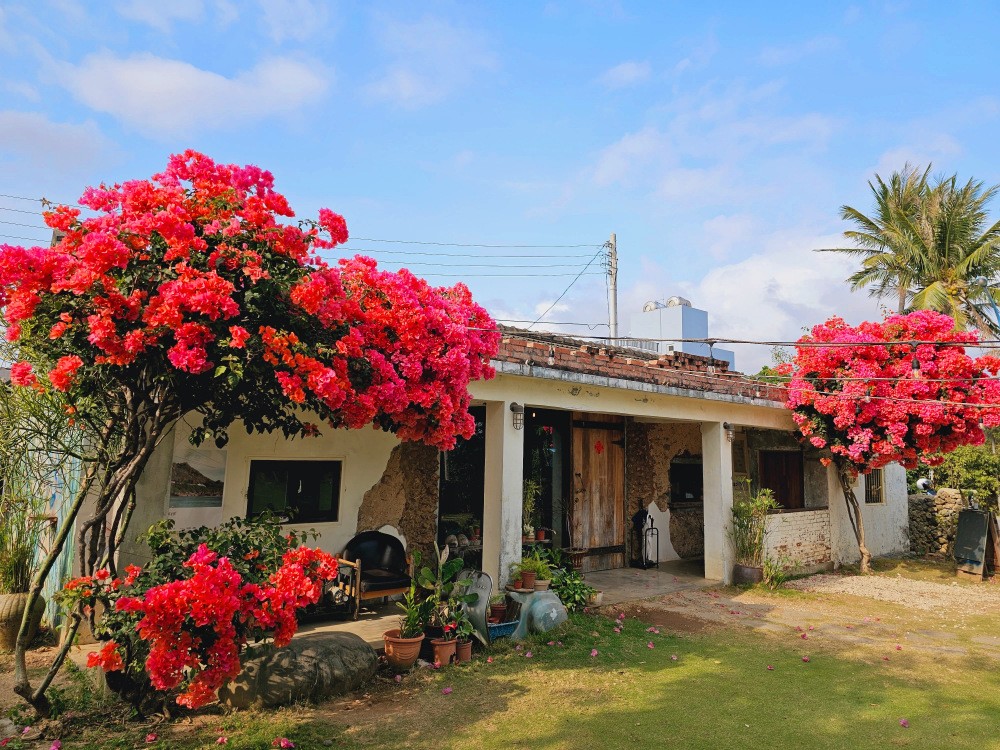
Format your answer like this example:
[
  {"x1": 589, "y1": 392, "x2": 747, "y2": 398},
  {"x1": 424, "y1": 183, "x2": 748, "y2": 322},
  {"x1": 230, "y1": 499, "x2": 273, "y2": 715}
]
[
  {"x1": 66, "y1": 543, "x2": 337, "y2": 709},
  {"x1": 782, "y1": 311, "x2": 1000, "y2": 474},
  {"x1": 0, "y1": 150, "x2": 499, "y2": 449}
]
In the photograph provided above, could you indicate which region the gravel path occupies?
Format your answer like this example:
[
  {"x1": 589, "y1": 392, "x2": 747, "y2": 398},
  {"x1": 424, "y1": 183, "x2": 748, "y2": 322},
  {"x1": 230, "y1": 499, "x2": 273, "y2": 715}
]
[{"x1": 786, "y1": 573, "x2": 1000, "y2": 613}]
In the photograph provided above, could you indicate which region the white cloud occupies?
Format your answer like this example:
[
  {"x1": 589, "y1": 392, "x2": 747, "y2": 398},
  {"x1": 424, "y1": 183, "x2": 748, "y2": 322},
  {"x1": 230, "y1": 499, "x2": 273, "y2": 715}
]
[
  {"x1": 759, "y1": 36, "x2": 840, "y2": 66},
  {"x1": 701, "y1": 213, "x2": 757, "y2": 260},
  {"x1": 366, "y1": 15, "x2": 496, "y2": 109},
  {"x1": 615, "y1": 229, "x2": 884, "y2": 372},
  {"x1": 592, "y1": 126, "x2": 672, "y2": 187},
  {"x1": 56, "y1": 52, "x2": 329, "y2": 138},
  {"x1": 116, "y1": 0, "x2": 204, "y2": 32},
  {"x1": 3, "y1": 81, "x2": 40, "y2": 102},
  {"x1": 597, "y1": 60, "x2": 651, "y2": 90},
  {"x1": 0, "y1": 110, "x2": 111, "y2": 175},
  {"x1": 257, "y1": 0, "x2": 329, "y2": 43}
]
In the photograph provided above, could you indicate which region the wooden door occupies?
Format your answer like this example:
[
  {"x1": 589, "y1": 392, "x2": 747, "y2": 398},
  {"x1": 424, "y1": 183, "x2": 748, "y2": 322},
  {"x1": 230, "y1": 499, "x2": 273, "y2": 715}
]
[
  {"x1": 758, "y1": 450, "x2": 804, "y2": 510},
  {"x1": 571, "y1": 413, "x2": 626, "y2": 572}
]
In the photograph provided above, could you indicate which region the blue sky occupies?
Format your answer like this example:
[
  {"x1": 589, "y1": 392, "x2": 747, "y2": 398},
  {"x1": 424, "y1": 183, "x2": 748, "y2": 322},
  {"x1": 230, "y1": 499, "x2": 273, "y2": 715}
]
[{"x1": 3, "y1": 1, "x2": 1000, "y2": 370}]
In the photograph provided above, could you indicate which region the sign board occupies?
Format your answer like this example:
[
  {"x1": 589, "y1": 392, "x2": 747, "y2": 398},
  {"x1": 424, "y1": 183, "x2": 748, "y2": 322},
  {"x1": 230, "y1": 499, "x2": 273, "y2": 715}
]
[{"x1": 954, "y1": 509, "x2": 998, "y2": 580}]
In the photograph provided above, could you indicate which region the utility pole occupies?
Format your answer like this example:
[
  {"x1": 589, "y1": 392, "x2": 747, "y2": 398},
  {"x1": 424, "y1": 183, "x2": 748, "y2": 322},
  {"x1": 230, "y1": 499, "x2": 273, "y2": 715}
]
[{"x1": 607, "y1": 232, "x2": 618, "y2": 343}]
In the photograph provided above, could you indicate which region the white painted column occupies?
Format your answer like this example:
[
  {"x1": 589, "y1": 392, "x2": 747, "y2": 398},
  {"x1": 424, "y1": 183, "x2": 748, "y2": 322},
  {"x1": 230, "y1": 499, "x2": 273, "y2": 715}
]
[
  {"x1": 702, "y1": 421, "x2": 734, "y2": 583},
  {"x1": 482, "y1": 400, "x2": 524, "y2": 587}
]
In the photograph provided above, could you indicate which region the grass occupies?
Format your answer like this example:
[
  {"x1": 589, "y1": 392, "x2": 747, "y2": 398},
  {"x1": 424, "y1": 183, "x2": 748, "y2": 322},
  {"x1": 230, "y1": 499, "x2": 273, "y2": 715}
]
[{"x1": 41, "y1": 605, "x2": 1000, "y2": 750}]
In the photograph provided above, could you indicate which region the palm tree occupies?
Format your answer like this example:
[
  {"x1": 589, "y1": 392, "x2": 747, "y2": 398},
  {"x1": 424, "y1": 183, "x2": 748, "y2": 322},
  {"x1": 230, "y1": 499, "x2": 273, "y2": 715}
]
[
  {"x1": 818, "y1": 164, "x2": 930, "y2": 314},
  {"x1": 820, "y1": 166, "x2": 1000, "y2": 335}
]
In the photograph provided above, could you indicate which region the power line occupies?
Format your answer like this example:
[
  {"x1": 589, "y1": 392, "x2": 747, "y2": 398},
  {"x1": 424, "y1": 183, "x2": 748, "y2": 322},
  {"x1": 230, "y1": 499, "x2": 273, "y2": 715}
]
[
  {"x1": 0, "y1": 206, "x2": 46, "y2": 216},
  {"x1": 0, "y1": 233, "x2": 50, "y2": 243},
  {"x1": 0, "y1": 219, "x2": 48, "y2": 229},
  {"x1": 403, "y1": 271, "x2": 606, "y2": 278},
  {"x1": 334, "y1": 246, "x2": 596, "y2": 259},
  {"x1": 349, "y1": 237, "x2": 603, "y2": 249},
  {"x1": 528, "y1": 246, "x2": 608, "y2": 330}
]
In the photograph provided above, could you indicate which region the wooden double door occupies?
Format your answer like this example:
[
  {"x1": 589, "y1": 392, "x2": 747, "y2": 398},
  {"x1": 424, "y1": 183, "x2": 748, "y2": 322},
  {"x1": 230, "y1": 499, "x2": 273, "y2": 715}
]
[{"x1": 570, "y1": 412, "x2": 626, "y2": 572}]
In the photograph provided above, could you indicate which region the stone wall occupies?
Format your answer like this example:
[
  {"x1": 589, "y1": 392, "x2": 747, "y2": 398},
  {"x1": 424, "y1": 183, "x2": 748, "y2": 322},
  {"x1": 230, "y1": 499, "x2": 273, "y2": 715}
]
[
  {"x1": 765, "y1": 509, "x2": 832, "y2": 572},
  {"x1": 625, "y1": 420, "x2": 704, "y2": 559},
  {"x1": 908, "y1": 488, "x2": 963, "y2": 555},
  {"x1": 356, "y1": 442, "x2": 440, "y2": 563}
]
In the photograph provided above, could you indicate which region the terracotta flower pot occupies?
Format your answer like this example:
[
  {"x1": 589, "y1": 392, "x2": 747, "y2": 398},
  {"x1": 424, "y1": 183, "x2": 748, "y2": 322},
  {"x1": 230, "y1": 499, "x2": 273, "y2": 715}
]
[
  {"x1": 456, "y1": 639, "x2": 473, "y2": 663},
  {"x1": 382, "y1": 628, "x2": 425, "y2": 671},
  {"x1": 536, "y1": 529, "x2": 547, "y2": 541},
  {"x1": 519, "y1": 570, "x2": 537, "y2": 590},
  {"x1": 0, "y1": 593, "x2": 45, "y2": 653},
  {"x1": 533, "y1": 579, "x2": 551, "y2": 592},
  {"x1": 490, "y1": 603, "x2": 508, "y2": 621},
  {"x1": 431, "y1": 638, "x2": 458, "y2": 666}
]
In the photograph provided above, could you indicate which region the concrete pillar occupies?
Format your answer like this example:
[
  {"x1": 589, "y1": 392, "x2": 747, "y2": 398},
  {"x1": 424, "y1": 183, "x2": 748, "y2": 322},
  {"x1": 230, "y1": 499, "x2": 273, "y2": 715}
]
[
  {"x1": 702, "y1": 421, "x2": 734, "y2": 583},
  {"x1": 482, "y1": 400, "x2": 524, "y2": 587}
]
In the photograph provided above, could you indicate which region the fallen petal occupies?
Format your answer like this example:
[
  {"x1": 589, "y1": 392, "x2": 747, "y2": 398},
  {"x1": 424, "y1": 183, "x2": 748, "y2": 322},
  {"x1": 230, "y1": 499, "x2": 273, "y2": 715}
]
[
  {"x1": 591, "y1": 649, "x2": 599, "y2": 657},
  {"x1": 802, "y1": 656, "x2": 810, "y2": 663},
  {"x1": 647, "y1": 642, "x2": 655, "y2": 649},
  {"x1": 899, "y1": 719, "x2": 909, "y2": 728},
  {"x1": 671, "y1": 654, "x2": 678, "y2": 661},
  {"x1": 442, "y1": 687, "x2": 453, "y2": 695},
  {"x1": 525, "y1": 651, "x2": 533, "y2": 658},
  {"x1": 766, "y1": 665, "x2": 774, "y2": 671}
]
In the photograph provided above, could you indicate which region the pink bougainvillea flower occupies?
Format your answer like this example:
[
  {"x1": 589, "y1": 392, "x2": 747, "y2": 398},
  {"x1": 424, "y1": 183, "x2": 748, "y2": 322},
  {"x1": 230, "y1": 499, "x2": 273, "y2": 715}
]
[
  {"x1": 801, "y1": 633, "x2": 808, "y2": 640},
  {"x1": 671, "y1": 654, "x2": 678, "y2": 661},
  {"x1": 882, "y1": 656, "x2": 890, "y2": 661},
  {"x1": 896, "y1": 645, "x2": 902, "y2": 651},
  {"x1": 486, "y1": 656, "x2": 493, "y2": 664},
  {"x1": 525, "y1": 651, "x2": 533, "y2": 658},
  {"x1": 802, "y1": 656, "x2": 810, "y2": 663},
  {"x1": 145, "y1": 734, "x2": 158, "y2": 744},
  {"x1": 515, "y1": 644, "x2": 523, "y2": 651},
  {"x1": 617, "y1": 612, "x2": 626, "y2": 621},
  {"x1": 49, "y1": 742, "x2": 62, "y2": 750},
  {"x1": 272, "y1": 739, "x2": 295, "y2": 749},
  {"x1": 216, "y1": 738, "x2": 228, "y2": 745},
  {"x1": 547, "y1": 641, "x2": 555, "y2": 646},
  {"x1": 899, "y1": 719, "x2": 910, "y2": 728},
  {"x1": 647, "y1": 642, "x2": 655, "y2": 649},
  {"x1": 766, "y1": 665, "x2": 774, "y2": 671},
  {"x1": 613, "y1": 626, "x2": 622, "y2": 634},
  {"x1": 394, "y1": 674, "x2": 402, "y2": 683},
  {"x1": 442, "y1": 687, "x2": 453, "y2": 695},
  {"x1": 432, "y1": 661, "x2": 441, "y2": 669},
  {"x1": 590, "y1": 649, "x2": 599, "y2": 657}
]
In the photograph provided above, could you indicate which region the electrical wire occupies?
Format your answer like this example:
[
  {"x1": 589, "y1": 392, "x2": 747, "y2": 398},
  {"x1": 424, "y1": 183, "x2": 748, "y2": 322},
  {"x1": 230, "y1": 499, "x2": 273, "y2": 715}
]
[
  {"x1": 0, "y1": 206, "x2": 46, "y2": 216},
  {"x1": 333, "y1": 246, "x2": 597, "y2": 259},
  {"x1": 0, "y1": 219, "x2": 49, "y2": 229},
  {"x1": 0, "y1": 233, "x2": 50, "y2": 243},
  {"x1": 527, "y1": 246, "x2": 608, "y2": 330},
  {"x1": 348, "y1": 237, "x2": 603, "y2": 249}
]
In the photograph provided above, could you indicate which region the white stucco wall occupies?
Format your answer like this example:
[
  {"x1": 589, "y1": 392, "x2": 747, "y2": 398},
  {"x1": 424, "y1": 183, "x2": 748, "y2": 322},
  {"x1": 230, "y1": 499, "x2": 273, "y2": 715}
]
[
  {"x1": 829, "y1": 463, "x2": 909, "y2": 565},
  {"x1": 221, "y1": 425, "x2": 400, "y2": 556}
]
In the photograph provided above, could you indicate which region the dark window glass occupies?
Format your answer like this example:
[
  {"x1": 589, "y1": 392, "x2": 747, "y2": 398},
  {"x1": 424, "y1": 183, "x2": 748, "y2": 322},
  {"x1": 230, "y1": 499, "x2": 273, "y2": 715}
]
[
  {"x1": 247, "y1": 460, "x2": 341, "y2": 523},
  {"x1": 758, "y1": 450, "x2": 804, "y2": 510}
]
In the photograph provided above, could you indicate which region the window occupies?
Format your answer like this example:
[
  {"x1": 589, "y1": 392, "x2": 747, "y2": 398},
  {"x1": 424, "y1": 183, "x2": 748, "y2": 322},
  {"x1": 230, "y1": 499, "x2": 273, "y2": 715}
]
[
  {"x1": 758, "y1": 450, "x2": 804, "y2": 510},
  {"x1": 865, "y1": 469, "x2": 885, "y2": 504},
  {"x1": 247, "y1": 460, "x2": 342, "y2": 523}
]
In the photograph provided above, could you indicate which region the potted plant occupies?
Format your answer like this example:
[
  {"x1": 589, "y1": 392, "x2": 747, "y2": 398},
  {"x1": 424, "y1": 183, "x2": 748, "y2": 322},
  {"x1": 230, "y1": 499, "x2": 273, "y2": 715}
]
[
  {"x1": 521, "y1": 552, "x2": 552, "y2": 591},
  {"x1": 383, "y1": 582, "x2": 431, "y2": 671},
  {"x1": 415, "y1": 544, "x2": 476, "y2": 664},
  {"x1": 0, "y1": 495, "x2": 46, "y2": 652},
  {"x1": 550, "y1": 569, "x2": 595, "y2": 612},
  {"x1": 522, "y1": 478, "x2": 541, "y2": 542},
  {"x1": 454, "y1": 610, "x2": 475, "y2": 663},
  {"x1": 729, "y1": 485, "x2": 779, "y2": 585},
  {"x1": 488, "y1": 593, "x2": 508, "y2": 622},
  {"x1": 564, "y1": 499, "x2": 588, "y2": 573},
  {"x1": 431, "y1": 618, "x2": 458, "y2": 666},
  {"x1": 511, "y1": 560, "x2": 536, "y2": 590}
]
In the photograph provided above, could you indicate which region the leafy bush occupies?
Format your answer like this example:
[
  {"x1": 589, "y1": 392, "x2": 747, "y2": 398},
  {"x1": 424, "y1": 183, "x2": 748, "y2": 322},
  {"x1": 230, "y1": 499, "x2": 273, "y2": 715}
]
[
  {"x1": 551, "y1": 570, "x2": 595, "y2": 611},
  {"x1": 514, "y1": 553, "x2": 552, "y2": 581},
  {"x1": 730, "y1": 487, "x2": 778, "y2": 568},
  {"x1": 58, "y1": 515, "x2": 337, "y2": 713},
  {"x1": 762, "y1": 557, "x2": 791, "y2": 590}
]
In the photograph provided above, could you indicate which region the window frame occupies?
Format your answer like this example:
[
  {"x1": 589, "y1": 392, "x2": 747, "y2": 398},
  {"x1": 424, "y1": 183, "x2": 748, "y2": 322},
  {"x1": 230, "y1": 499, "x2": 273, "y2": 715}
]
[
  {"x1": 246, "y1": 458, "x2": 344, "y2": 524},
  {"x1": 864, "y1": 468, "x2": 885, "y2": 505}
]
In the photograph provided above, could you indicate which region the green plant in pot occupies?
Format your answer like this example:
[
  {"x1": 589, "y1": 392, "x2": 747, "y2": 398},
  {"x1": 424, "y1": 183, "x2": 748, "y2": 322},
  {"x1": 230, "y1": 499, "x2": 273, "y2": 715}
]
[
  {"x1": 453, "y1": 609, "x2": 475, "y2": 663},
  {"x1": 415, "y1": 544, "x2": 475, "y2": 664},
  {"x1": 729, "y1": 485, "x2": 779, "y2": 585},
  {"x1": 551, "y1": 569, "x2": 595, "y2": 611},
  {"x1": 383, "y1": 582, "x2": 432, "y2": 671},
  {"x1": 519, "y1": 552, "x2": 553, "y2": 591},
  {"x1": 522, "y1": 478, "x2": 541, "y2": 542},
  {"x1": 0, "y1": 495, "x2": 47, "y2": 653}
]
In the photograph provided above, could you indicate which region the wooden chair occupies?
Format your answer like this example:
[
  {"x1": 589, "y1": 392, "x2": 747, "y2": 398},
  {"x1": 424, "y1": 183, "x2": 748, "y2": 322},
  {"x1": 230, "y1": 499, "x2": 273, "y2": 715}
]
[{"x1": 334, "y1": 530, "x2": 412, "y2": 619}]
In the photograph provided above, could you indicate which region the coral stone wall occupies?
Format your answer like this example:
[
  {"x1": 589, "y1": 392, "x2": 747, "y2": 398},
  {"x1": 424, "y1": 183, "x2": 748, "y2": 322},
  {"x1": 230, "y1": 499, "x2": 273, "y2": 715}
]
[
  {"x1": 625, "y1": 420, "x2": 704, "y2": 560},
  {"x1": 908, "y1": 488, "x2": 963, "y2": 555},
  {"x1": 356, "y1": 442, "x2": 440, "y2": 563},
  {"x1": 765, "y1": 509, "x2": 832, "y2": 572}
]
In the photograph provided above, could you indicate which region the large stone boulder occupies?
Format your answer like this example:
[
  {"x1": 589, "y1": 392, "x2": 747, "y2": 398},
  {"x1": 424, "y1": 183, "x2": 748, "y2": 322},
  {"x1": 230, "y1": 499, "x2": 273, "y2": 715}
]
[{"x1": 220, "y1": 633, "x2": 377, "y2": 709}]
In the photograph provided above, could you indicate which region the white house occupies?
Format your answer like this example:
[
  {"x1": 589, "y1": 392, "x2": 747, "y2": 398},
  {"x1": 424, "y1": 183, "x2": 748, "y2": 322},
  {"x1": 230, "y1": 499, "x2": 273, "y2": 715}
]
[{"x1": 124, "y1": 329, "x2": 910, "y2": 586}]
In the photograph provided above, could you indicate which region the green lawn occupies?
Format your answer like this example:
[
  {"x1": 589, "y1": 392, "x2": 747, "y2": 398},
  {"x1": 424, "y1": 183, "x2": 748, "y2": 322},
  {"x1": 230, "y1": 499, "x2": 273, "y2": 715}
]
[{"x1": 51, "y1": 607, "x2": 1000, "y2": 750}]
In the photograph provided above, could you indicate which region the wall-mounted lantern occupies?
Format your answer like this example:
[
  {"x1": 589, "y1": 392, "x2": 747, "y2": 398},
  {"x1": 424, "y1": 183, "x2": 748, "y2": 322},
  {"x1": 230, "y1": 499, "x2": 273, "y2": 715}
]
[
  {"x1": 510, "y1": 402, "x2": 525, "y2": 430},
  {"x1": 722, "y1": 422, "x2": 736, "y2": 442}
]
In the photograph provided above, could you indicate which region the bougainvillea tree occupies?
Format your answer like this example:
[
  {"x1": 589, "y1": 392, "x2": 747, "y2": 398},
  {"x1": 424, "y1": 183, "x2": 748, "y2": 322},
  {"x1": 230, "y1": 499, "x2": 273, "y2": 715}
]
[
  {"x1": 782, "y1": 310, "x2": 1000, "y2": 572},
  {"x1": 0, "y1": 151, "x2": 499, "y2": 713}
]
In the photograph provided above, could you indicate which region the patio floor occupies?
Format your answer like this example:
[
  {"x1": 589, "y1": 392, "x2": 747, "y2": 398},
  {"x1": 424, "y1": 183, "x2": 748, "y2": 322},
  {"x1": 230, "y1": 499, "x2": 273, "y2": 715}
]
[
  {"x1": 585, "y1": 559, "x2": 715, "y2": 606},
  {"x1": 297, "y1": 604, "x2": 400, "y2": 649}
]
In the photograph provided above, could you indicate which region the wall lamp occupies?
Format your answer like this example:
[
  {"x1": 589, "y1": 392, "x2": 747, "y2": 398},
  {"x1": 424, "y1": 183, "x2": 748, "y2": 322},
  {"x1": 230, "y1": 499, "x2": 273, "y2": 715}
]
[
  {"x1": 510, "y1": 402, "x2": 525, "y2": 430},
  {"x1": 722, "y1": 422, "x2": 736, "y2": 442}
]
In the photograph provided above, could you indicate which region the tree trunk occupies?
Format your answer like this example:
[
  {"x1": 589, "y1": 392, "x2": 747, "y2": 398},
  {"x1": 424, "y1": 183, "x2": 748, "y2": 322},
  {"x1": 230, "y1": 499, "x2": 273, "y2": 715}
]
[{"x1": 836, "y1": 462, "x2": 872, "y2": 574}]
